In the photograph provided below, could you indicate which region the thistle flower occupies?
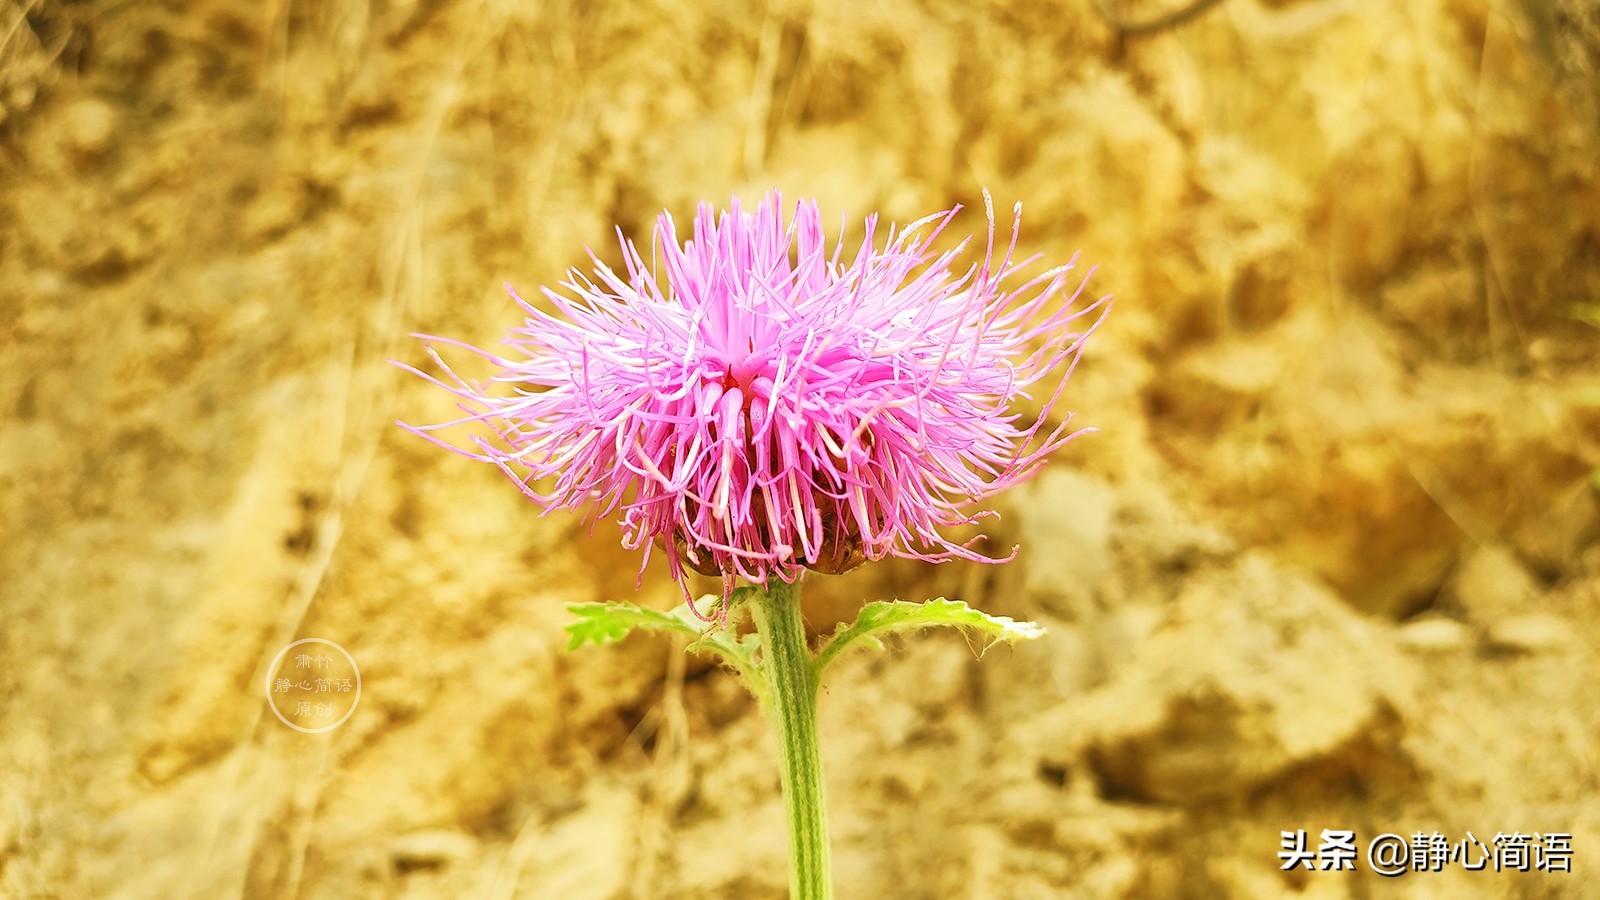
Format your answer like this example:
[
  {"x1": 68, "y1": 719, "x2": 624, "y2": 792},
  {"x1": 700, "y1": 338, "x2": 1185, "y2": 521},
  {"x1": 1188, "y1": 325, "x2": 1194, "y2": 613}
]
[{"x1": 399, "y1": 192, "x2": 1108, "y2": 608}]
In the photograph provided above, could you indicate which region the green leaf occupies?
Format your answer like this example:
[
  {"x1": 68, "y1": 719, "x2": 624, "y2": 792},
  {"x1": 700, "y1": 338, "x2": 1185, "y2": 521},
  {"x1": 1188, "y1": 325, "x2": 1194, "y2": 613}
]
[
  {"x1": 813, "y1": 598, "x2": 1045, "y2": 675},
  {"x1": 563, "y1": 600, "x2": 701, "y2": 651},
  {"x1": 688, "y1": 624, "x2": 766, "y2": 700},
  {"x1": 564, "y1": 593, "x2": 767, "y2": 698}
]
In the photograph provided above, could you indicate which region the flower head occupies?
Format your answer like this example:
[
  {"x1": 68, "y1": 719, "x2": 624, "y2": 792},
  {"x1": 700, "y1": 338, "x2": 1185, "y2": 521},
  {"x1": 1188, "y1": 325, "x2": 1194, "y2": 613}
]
[{"x1": 400, "y1": 192, "x2": 1108, "y2": 607}]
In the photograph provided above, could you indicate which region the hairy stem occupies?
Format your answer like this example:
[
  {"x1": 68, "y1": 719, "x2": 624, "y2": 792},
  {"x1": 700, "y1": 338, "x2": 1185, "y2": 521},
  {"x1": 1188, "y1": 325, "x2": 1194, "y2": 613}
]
[{"x1": 749, "y1": 578, "x2": 832, "y2": 900}]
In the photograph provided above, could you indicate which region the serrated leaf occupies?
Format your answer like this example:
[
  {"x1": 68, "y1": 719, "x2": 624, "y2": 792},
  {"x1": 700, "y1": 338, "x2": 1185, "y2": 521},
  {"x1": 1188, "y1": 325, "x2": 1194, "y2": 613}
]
[
  {"x1": 813, "y1": 598, "x2": 1045, "y2": 675},
  {"x1": 564, "y1": 601, "x2": 701, "y2": 651},
  {"x1": 564, "y1": 595, "x2": 768, "y2": 698},
  {"x1": 689, "y1": 627, "x2": 767, "y2": 700}
]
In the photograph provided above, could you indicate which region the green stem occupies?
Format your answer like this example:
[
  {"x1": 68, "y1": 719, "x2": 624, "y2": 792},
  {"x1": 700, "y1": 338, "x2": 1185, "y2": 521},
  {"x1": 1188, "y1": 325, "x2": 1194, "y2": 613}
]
[{"x1": 749, "y1": 578, "x2": 832, "y2": 900}]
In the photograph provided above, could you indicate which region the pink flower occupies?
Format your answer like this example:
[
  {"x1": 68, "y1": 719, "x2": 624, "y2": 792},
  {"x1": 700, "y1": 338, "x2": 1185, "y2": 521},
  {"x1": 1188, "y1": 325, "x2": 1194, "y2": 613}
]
[{"x1": 398, "y1": 192, "x2": 1108, "y2": 605}]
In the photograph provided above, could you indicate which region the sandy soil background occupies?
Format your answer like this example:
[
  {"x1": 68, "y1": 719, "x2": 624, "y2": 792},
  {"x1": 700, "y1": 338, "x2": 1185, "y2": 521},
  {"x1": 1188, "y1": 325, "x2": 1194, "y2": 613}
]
[{"x1": 3, "y1": 0, "x2": 1599, "y2": 897}]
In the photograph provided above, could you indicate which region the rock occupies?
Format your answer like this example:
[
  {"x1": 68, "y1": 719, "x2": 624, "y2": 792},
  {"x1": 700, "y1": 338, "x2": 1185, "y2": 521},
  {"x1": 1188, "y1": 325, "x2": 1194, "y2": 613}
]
[
  {"x1": 1074, "y1": 556, "x2": 1411, "y2": 805},
  {"x1": 1153, "y1": 337, "x2": 1283, "y2": 437},
  {"x1": 1485, "y1": 614, "x2": 1571, "y2": 654},
  {"x1": 1395, "y1": 616, "x2": 1472, "y2": 653},
  {"x1": 516, "y1": 786, "x2": 638, "y2": 898},
  {"x1": 1014, "y1": 468, "x2": 1117, "y2": 614},
  {"x1": 1449, "y1": 543, "x2": 1541, "y2": 623},
  {"x1": 389, "y1": 830, "x2": 477, "y2": 873},
  {"x1": 62, "y1": 98, "x2": 117, "y2": 169}
]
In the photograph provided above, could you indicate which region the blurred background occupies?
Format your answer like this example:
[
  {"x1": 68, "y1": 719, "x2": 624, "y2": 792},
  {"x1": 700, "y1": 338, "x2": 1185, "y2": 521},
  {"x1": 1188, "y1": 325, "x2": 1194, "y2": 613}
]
[{"x1": 2, "y1": 0, "x2": 1598, "y2": 896}]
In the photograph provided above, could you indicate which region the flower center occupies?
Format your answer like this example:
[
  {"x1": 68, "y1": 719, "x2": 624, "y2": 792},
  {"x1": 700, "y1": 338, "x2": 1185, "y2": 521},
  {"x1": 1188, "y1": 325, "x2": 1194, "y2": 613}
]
[{"x1": 717, "y1": 347, "x2": 773, "y2": 405}]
